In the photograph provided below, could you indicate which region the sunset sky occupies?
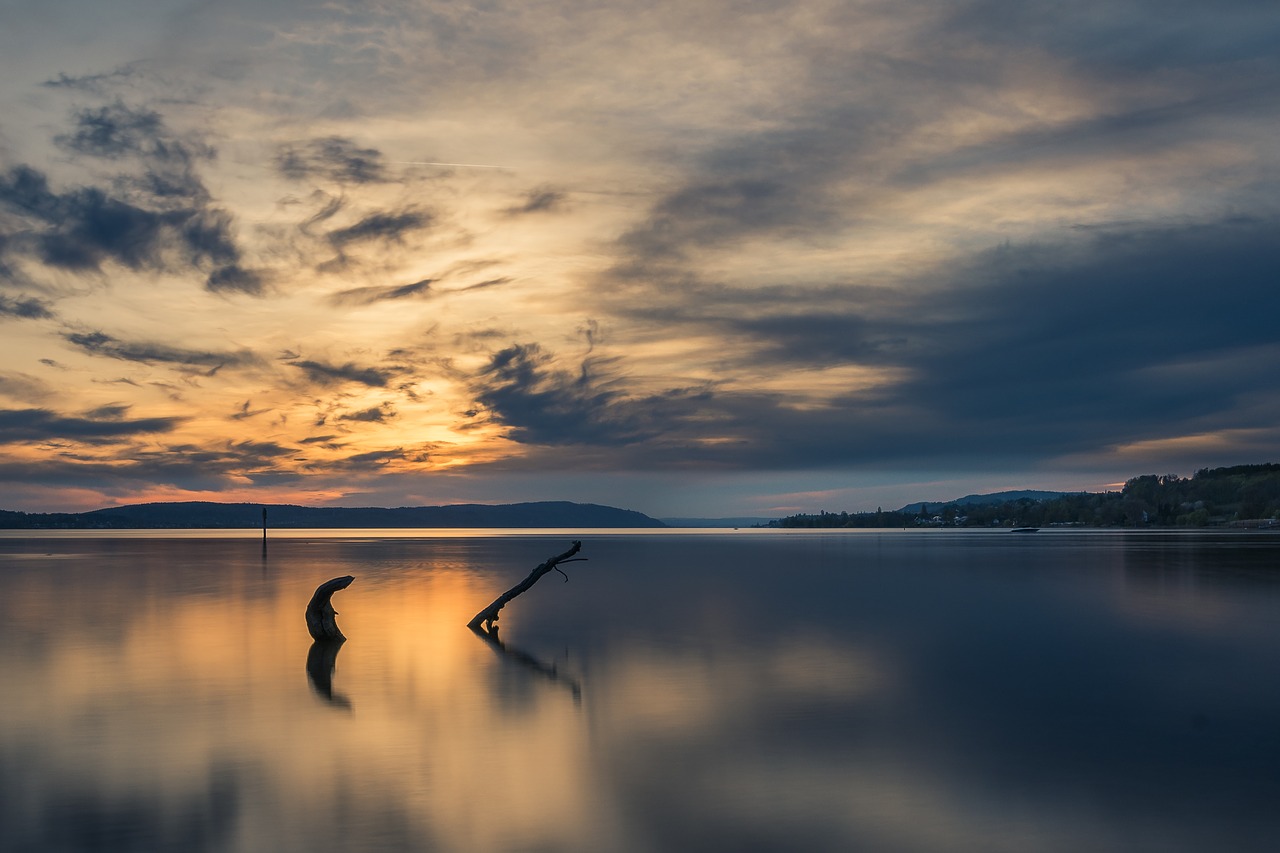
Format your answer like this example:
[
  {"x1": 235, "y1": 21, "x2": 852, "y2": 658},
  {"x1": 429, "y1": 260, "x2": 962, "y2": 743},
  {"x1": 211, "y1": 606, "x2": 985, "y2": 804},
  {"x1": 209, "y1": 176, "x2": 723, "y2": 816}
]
[{"x1": 1, "y1": 0, "x2": 1277, "y2": 517}]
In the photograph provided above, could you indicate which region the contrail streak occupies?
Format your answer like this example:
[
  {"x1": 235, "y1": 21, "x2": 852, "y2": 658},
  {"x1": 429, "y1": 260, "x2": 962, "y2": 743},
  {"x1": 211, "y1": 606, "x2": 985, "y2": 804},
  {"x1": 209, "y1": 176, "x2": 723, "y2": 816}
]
[{"x1": 389, "y1": 161, "x2": 508, "y2": 169}]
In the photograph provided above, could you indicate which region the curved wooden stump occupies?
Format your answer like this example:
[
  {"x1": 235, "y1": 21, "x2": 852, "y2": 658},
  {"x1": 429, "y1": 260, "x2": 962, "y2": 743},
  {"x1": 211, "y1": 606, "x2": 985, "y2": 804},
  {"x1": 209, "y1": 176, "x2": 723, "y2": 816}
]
[
  {"x1": 467, "y1": 541, "x2": 585, "y2": 633},
  {"x1": 306, "y1": 575, "x2": 355, "y2": 641}
]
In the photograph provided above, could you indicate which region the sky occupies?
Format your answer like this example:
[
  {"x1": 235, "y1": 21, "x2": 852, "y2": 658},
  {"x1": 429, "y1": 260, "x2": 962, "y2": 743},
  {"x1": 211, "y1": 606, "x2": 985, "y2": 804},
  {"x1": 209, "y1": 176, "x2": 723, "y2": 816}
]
[{"x1": 1, "y1": 0, "x2": 1278, "y2": 518}]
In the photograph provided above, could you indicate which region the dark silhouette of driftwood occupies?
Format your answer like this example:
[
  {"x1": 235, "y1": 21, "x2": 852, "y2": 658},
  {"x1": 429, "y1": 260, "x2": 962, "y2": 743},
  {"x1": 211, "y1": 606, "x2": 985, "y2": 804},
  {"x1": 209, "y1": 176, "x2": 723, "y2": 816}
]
[
  {"x1": 470, "y1": 624, "x2": 582, "y2": 702},
  {"x1": 306, "y1": 639, "x2": 351, "y2": 709},
  {"x1": 467, "y1": 541, "x2": 585, "y2": 632},
  {"x1": 306, "y1": 575, "x2": 354, "y2": 641}
]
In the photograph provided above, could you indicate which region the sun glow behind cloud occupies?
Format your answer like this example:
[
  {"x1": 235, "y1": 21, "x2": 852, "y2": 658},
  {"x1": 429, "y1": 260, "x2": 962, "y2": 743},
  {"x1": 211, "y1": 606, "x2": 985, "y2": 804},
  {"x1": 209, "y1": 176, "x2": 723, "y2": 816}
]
[{"x1": 1, "y1": 0, "x2": 1279, "y2": 514}]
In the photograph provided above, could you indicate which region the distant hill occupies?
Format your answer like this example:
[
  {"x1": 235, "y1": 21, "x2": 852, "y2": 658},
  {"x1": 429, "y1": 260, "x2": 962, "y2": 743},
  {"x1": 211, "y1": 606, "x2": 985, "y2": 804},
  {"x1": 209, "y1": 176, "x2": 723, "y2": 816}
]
[
  {"x1": 0, "y1": 500, "x2": 667, "y2": 529},
  {"x1": 660, "y1": 517, "x2": 778, "y2": 528},
  {"x1": 896, "y1": 490, "x2": 1072, "y2": 514}
]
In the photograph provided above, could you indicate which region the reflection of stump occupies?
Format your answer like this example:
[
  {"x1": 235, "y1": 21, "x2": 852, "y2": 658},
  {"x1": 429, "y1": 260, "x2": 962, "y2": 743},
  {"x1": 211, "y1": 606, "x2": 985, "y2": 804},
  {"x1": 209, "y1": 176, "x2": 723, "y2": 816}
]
[
  {"x1": 306, "y1": 576, "x2": 354, "y2": 641},
  {"x1": 306, "y1": 639, "x2": 351, "y2": 709}
]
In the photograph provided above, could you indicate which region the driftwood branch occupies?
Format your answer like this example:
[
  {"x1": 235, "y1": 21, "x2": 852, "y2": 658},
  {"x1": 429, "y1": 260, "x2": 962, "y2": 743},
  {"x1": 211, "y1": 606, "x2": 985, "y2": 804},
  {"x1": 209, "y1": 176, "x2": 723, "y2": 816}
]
[
  {"x1": 306, "y1": 575, "x2": 355, "y2": 641},
  {"x1": 467, "y1": 541, "x2": 585, "y2": 632}
]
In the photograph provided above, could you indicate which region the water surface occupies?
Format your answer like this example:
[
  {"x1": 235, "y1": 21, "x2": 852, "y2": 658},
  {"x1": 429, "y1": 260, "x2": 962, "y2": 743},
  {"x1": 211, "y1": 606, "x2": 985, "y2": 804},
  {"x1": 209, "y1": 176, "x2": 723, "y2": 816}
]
[{"x1": 2, "y1": 530, "x2": 1279, "y2": 852}]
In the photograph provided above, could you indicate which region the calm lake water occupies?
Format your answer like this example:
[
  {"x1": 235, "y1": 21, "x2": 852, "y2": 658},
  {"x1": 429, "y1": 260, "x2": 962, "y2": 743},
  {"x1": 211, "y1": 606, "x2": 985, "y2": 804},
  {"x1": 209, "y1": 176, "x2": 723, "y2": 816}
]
[{"x1": 2, "y1": 529, "x2": 1279, "y2": 852}]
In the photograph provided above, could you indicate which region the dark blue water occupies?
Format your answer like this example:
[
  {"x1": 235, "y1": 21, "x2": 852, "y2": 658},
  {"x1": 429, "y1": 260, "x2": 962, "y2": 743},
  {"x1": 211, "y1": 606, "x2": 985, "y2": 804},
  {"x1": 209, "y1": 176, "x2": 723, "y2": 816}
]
[{"x1": 1, "y1": 530, "x2": 1278, "y2": 852}]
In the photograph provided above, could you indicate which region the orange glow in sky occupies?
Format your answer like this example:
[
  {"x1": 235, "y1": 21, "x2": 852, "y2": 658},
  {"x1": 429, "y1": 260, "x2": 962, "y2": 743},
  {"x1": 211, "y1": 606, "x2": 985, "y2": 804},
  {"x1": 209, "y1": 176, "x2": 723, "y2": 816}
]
[{"x1": 1, "y1": 1, "x2": 1278, "y2": 515}]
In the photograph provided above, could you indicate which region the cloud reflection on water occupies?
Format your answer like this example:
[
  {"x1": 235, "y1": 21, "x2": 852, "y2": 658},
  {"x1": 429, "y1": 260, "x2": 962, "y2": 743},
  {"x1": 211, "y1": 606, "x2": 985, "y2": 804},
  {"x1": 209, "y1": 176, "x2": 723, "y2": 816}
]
[{"x1": 1, "y1": 533, "x2": 1279, "y2": 852}]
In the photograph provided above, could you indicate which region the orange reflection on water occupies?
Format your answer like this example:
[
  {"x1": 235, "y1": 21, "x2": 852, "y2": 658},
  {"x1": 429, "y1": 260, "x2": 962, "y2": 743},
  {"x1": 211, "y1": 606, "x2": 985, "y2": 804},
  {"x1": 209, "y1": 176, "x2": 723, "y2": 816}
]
[
  {"x1": 0, "y1": 537, "x2": 898, "y2": 852},
  {"x1": 0, "y1": 544, "x2": 619, "y2": 852}
]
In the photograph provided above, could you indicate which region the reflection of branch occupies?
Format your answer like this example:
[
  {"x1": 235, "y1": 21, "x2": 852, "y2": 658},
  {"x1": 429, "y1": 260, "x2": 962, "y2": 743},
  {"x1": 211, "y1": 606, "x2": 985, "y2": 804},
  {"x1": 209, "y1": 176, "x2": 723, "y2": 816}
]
[
  {"x1": 470, "y1": 625, "x2": 582, "y2": 702},
  {"x1": 467, "y1": 541, "x2": 586, "y2": 632},
  {"x1": 306, "y1": 639, "x2": 352, "y2": 710}
]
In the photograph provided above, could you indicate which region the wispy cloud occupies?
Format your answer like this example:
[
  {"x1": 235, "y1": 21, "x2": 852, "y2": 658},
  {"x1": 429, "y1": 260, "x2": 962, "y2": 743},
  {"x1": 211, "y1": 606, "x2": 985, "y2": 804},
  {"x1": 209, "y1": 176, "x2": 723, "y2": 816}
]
[
  {"x1": 329, "y1": 278, "x2": 433, "y2": 307},
  {"x1": 55, "y1": 101, "x2": 214, "y2": 166},
  {"x1": 338, "y1": 403, "x2": 396, "y2": 423},
  {"x1": 63, "y1": 330, "x2": 261, "y2": 369},
  {"x1": 277, "y1": 137, "x2": 389, "y2": 184},
  {"x1": 288, "y1": 358, "x2": 397, "y2": 388},
  {"x1": 0, "y1": 406, "x2": 183, "y2": 444},
  {"x1": 326, "y1": 211, "x2": 432, "y2": 247},
  {"x1": 0, "y1": 294, "x2": 54, "y2": 320},
  {"x1": 0, "y1": 0, "x2": 1277, "y2": 511},
  {"x1": 504, "y1": 188, "x2": 565, "y2": 216}
]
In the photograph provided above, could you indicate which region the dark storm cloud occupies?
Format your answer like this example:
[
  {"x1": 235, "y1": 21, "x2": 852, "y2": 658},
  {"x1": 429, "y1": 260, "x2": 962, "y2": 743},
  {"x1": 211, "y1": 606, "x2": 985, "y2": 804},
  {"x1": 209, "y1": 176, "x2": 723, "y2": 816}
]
[
  {"x1": 0, "y1": 293, "x2": 54, "y2": 320},
  {"x1": 566, "y1": 0, "x2": 1280, "y2": 475},
  {"x1": 289, "y1": 359, "x2": 394, "y2": 387},
  {"x1": 56, "y1": 101, "x2": 161, "y2": 158},
  {"x1": 473, "y1": 342, "x2": 713, "y2": 447},
  {"x1": 205, "y1": 263, "x2": 264, "y2": 296},
  {"x1": 54, "y1": 101, "x2": 215, "y2": 165},
  {"x1": 0, "y1": 166, "x2": 158, "y2": 266},
  {"x1": 326, "y1": 211, "x2": 431, "y2": 247},
  {"x1": 886, "y1": 219, "x2": 1280, "y2": 442},
  {"x1": 63, "y1": 330, "x2": 261, "y2": 369},
  {"x1": 830, "y1": 222, "x2": 1273, "y2": 466},
  {"x1": 0, "y1": 165, "x2": 256, "y2": 292},
  {"x1": 328, "y1": 278, "x2": 433, "y2": 307},
  {"x1": 941, "y1": 0, "x2": 1280, "y2": 70},
  {"x1": 53, "y1": 100, "x2": 217, "y2": 208},
  {"x1": 277, "y1": 137, "x2": 388, "y2": 184},
  {"x1": 500, "y1": 214, "x2": 1280, "y2": 475},
  {"x1": 0, "y1": 99, "x2": 265, "y2": 296},
  {"x1": 729, "y1": 312, "x2": 900, "y2": 365},
  {"x1": 474, "y1": 343, "x2": 621, "y2": 445},
  {"x1": 0, "y1": 407, "x2": 182, "y2": 444}
]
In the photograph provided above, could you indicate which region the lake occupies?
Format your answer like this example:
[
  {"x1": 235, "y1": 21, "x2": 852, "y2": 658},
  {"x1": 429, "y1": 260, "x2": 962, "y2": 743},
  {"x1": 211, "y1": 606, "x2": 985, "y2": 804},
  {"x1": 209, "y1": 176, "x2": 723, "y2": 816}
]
[{"x1": 2, "y1": 529, "x2": 1279, "y2": 852}]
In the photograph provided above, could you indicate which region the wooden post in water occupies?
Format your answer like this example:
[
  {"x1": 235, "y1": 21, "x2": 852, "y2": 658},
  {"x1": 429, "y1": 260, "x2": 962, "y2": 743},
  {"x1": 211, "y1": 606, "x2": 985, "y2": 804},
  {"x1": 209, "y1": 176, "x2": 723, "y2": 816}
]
[
  {"x1": 261, "y1": 507, "x2": 268, "y2": 558},
  {"x1": 306, "y1": 576, "x2": 355, "y2": 641}
]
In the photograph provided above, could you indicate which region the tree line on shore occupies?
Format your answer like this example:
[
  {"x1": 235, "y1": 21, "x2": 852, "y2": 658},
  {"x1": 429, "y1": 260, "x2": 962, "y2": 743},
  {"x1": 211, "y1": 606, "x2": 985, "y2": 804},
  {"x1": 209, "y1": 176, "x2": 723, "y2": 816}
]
[{"x1": 770, "y1": 463, "x2": 1280, "y2": 529}]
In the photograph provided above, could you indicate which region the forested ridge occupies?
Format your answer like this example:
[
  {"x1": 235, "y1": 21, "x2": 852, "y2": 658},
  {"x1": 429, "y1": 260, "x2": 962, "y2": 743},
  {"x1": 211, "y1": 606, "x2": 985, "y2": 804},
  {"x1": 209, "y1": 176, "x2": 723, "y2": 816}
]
[
  {"x1": 772, "y1": 464, "x2": 1280, "y2": 528},
  {"x1": 0, "y1": 500, "x2": 666, "y2": 529}
]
